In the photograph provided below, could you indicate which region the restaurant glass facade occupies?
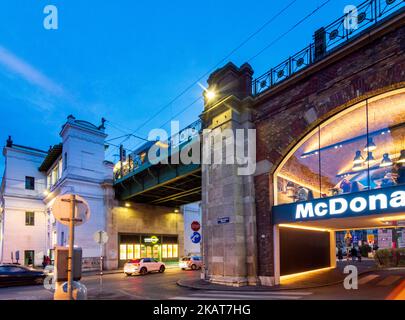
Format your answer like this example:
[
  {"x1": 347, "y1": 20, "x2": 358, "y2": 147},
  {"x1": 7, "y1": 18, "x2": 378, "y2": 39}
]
[
  {"x1": 276, "y1": 89, "x2": 405, "y2": 205},
  {"x1": 119, "y1": 234, "x2": 179, "y2": 265}
]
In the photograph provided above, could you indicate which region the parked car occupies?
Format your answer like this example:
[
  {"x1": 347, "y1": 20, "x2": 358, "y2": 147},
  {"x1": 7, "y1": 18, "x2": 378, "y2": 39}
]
[
  {"x1": 0, "y1": 264, "x2": 46, "y2": 287},
  {"x1": 179, "y1": 256, "x2": 202, "y2": 270},
  {"x1": 124, "y1": 258, "x2": 165, "y2": 276}
]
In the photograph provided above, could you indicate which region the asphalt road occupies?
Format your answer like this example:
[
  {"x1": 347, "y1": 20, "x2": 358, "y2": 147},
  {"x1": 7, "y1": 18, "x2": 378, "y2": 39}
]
[{"x1": 0, "y1": 268, "x2": 403, "y2": 300}]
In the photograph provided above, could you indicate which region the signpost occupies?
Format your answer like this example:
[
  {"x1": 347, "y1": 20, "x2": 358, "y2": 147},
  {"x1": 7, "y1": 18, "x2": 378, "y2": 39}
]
[
  {"x1": 52, "y1": 194, "x2": 90, "y2": 300},
  {"x1": 93, "y1": 230, "x2": 109, "y2": 276}
]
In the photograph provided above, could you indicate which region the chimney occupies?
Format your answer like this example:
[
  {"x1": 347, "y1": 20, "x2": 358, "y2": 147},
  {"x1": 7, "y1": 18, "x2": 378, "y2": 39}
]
[{"x1": 6, "y1": 136, "x2": 13, "y2": 148}]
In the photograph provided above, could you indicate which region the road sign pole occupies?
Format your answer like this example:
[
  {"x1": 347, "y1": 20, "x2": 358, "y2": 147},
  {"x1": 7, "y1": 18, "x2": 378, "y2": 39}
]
[
  {"x1": 100, "y1": 241, "x2": 103, "y2": 276},
  {"x1": 67, "y1": 194, "x2": 76, "y2": 300}
]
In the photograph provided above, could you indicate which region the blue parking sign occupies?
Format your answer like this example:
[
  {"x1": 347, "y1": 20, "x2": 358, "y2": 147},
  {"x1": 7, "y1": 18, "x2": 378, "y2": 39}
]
[{"x1": 191, "y1": 232, "x2": 201, "y2": 244}]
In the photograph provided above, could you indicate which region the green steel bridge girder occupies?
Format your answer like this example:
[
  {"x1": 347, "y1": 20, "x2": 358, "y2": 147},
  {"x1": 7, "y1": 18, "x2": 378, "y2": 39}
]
[{"x1": 114, "y1": 162, "x2": 201, "y2": 207}]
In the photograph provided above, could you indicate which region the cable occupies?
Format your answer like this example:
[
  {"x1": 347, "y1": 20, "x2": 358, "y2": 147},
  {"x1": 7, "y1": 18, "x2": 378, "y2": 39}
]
[
  {"x1": 127, "y1": 96, "x2": 204, "y2": 154},
  {"x1": 0, "y1": 177, "x2": 47, "y2": 186},
  {"x1": 112, "y1": 0, "x2": 300, "y2": 145},
  {"x1": 248, "y1": 0, "x2": 333, "y2": 62},
  {"x1": 108, "y1": 0, "x2": 329, "y2": 155}
]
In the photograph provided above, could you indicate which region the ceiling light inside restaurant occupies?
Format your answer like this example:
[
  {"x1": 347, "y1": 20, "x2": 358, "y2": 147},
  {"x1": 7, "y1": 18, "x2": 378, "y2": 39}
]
[
  {"x1": 352, "y1": 162, "x2": 363, "y2": 171},
  {"x1": 353, "y1": 150, "x2": 364, "y2": 164},
  {"x1": 364, "y1": 137, "x2": 377, "y2": 152},
  {"x1": 398, "y1": 149, "x2": 405, "y2": 163},
  {"x1": 380, "y1": 153, "x2": 393, "y2": 167},
  {"x1": 364, "y1": 152, "x2": 376, "y2": 165}
]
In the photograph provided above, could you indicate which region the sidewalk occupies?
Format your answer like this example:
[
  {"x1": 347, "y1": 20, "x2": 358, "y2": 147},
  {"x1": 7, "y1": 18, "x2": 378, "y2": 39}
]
[{"x1": 177, "y1": 260, "x2": 379, "y2": 292}]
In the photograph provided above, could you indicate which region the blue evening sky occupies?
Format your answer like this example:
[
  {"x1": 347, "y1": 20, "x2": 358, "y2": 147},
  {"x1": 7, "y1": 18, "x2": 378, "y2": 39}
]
[{"x1": 0, "y1": 0, "x2": 349, "y2": 171}]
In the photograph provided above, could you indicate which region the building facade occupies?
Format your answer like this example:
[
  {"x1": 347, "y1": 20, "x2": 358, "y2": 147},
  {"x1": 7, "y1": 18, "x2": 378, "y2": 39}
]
[
  {"x1": 201, "y1": 5, "x2": 405, "y2": 286},
  {"x1": 0, "y1": 138, "x2": 49, "y2": 266},
  {"x1": 0, "y1": 116, "x2": 186, "y2": 270}
]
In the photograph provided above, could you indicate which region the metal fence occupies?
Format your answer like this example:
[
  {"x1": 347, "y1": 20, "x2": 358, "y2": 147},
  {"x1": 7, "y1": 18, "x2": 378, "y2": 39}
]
[
  {"x1": 253, "y1": 0, "x2": 405, "y2": 96},
  {"x1": 114, "y1": 119, "x2": 203, "y2": 182}
]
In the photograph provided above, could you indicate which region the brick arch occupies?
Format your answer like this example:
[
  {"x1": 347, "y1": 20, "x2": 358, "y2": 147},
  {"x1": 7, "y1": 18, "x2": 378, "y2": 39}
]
[{"x1": 270, "y1": 82, "x2": 405, "y2": 178}]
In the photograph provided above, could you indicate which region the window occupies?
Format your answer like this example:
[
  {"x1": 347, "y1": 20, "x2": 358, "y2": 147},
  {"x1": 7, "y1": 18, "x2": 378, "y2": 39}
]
[
  {"x1": 25, "y1": 176, "x2": 35, "y2": 190},
  {"x1": 63, "y1": 152, "x2": 68, "y2": 171},
  {"x1": 25, "y1": 212, "x2": 35, "y2": 226},
  {"x1": 120, "y1": 244, "x2": 127, "y2": 260},
  {"x1": 47, "y1": 174, "x2": 51, "y2": 189},
  {"x1": 127, "y1": 245, "x2": 134, "y2": 259},
  {"x1": 275, "y1": 89, "x2": 405, "y2": 205},
  {"x1": 134, "y1": 245, "x2": 141, "y2": 259},
  {"x1": 162, "y1": 245, "x2": 168, "y2": 259},
  {"x1": 58, "y1": 159, "x2": 63, "y2": 179}
]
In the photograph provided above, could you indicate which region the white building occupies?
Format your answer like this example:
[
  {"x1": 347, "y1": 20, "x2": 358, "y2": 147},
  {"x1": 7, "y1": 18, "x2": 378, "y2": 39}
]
[
  {"x1": 41, "y1": 116, "x2": 113, "y2": 269},
  {"x1": 0, "y1": 138, "x2": 49, "y2": 266},
  {"x1": 0, "y1": 116, "x2": 112, "y2": 268},
  {"x1": 0, "y1": 115, "x2": 194, "y2": 270}
]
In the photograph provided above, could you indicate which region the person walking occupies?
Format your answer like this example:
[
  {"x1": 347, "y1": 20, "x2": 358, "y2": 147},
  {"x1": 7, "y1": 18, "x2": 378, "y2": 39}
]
[
  {"x1": 357, "y1": 247, "x2": 362, "y2": 262},
  {"x1": 351, "y1": 247, "x2": 357, "y2": 262},
  {"x1": 337, "y1": 248, "x2": 343, "y2": 262}
]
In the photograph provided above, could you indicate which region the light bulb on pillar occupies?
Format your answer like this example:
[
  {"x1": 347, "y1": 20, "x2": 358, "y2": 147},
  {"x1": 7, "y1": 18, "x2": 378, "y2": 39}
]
[{"x1": 205, "y1": 89, "x2": 216, "y2": 101}]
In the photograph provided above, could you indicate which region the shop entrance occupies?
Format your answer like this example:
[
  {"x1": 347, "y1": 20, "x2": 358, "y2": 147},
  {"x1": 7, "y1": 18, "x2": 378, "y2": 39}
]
[
  {"x1": 271, "y1": 88, "x2": 405, "y2": 284},
  {"x1": 118, "y1": 233, "x2": 179, "y2": 267},
  {"x1": 273, "y1": 202, "x2": 405, "y2": 283}
]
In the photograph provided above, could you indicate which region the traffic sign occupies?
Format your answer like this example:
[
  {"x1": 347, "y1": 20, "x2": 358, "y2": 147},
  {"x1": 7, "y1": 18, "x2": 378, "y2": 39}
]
[
  {"x1": 191, "y1": 232, "x2": 201, "y2": 244},
  {"x1": 93, "y1": 230, "x2": 109, "y2": 245},
  {"x1": 217, "y1": 217, "x2": 230, "y2": 224},
  {"x1": 191, "y1": 221, "x2": 201, "y2": 232},
  {"x1": 52, "y1": 194, "x2": 90, "y2": 226}
]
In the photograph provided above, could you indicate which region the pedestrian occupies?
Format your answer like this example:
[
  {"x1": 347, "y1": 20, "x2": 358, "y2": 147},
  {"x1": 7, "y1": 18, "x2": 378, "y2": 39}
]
[
  {"x1": 351, "y1": 247, "x2": 357, "y2": 262},
  {"x1": 45, "y1": 255, "x2": 51, "y2": 266},
  {"x1": 42, "y1": 255, "x2": 47, "y2": 269},
  {"x1": 357, "y1": 247, "x2": 362, "y2": 262},
  {"x1": 337, "y1": 248, "x2": 343, "y2": 262}
]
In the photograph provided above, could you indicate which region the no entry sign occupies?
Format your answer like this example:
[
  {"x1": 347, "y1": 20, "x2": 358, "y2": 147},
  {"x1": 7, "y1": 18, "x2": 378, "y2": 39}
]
[{"x1": 191, "y1": 221, "x2": 201, "y2": 232}]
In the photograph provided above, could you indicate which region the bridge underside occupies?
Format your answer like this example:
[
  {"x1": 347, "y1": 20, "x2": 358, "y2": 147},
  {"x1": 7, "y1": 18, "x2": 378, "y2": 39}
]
[{"x1": 114, "y1": 164, "x2": 201, "y2": 207}]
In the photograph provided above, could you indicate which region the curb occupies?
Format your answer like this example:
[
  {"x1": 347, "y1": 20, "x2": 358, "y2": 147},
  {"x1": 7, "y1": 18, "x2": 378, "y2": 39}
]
[
  {"x1": 176, "y1": 268, "x2": 380, "y2": 292},
  {"x1": 83, "y1": 266, "x2": 181, "y2": 277}
]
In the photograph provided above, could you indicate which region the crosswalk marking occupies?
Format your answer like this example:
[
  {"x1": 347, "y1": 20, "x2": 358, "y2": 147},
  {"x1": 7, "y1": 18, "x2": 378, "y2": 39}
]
[
  {"x1": 358, "y1": 274, "x2": 380, "y2": 285},
  {"x1": 170, "y1": 290, "x2": 313, "y2": 301},
  {"x1": 377, "y1": 275, "x2": 402, "y2": 286},
  {"x1": 203, "y1": 290, "x2": 313, "y2": 296}
]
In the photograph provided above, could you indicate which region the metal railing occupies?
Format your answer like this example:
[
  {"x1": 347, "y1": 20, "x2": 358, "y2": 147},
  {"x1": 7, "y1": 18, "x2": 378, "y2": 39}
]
[
  {"x1": 114, "y1": 119, "x2": 203, "y2": 182},
  {"x1": 253, "y1": 0, "x2": 405, "y2": 96}
]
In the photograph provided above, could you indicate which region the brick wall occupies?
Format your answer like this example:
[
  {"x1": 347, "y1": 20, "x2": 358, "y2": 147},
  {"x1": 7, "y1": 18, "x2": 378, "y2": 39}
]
[{"x1": 252, "y1": 20, "x2": 405, "y2": 277}]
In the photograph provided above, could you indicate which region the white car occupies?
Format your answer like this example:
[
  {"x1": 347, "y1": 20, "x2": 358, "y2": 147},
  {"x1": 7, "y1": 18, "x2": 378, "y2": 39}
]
[
  {"x1": 124, "y1": 258, "x2": 165, "y2": 276},
  {"x1": 179, "y1": 256, "x2": 203, "y2": 270}
]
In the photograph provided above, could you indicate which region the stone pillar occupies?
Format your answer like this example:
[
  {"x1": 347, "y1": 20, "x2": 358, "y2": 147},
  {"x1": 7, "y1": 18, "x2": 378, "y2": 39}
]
[
  {"x1": 103, "y1": 181, "x2": 119, "y2": 270},
  {"x1": 200, "y1": 62, "x2": 258, "y2": 286}
]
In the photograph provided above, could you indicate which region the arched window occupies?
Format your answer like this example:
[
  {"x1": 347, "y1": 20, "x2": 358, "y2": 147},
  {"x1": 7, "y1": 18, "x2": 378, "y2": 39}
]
[{"x1": 275, "y1": 88, "x2": 405, "y2": 205}]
